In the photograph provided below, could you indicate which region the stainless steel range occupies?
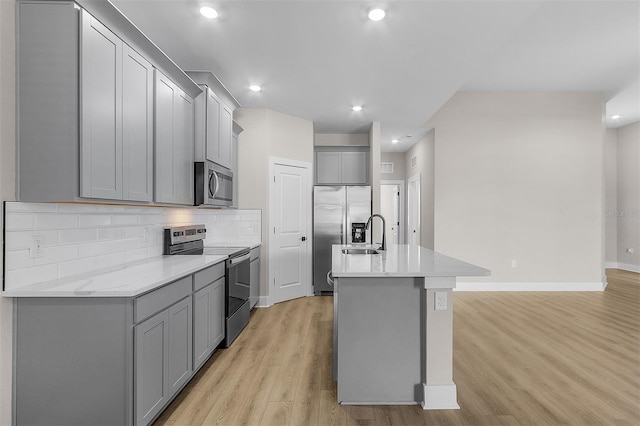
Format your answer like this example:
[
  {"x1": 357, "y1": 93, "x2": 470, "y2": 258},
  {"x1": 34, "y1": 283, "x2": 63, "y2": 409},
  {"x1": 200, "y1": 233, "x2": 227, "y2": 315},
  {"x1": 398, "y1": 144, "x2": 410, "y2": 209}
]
[
  {"x1": 204, "y1": 246, "x2": 251, "y2": 347},
  {"x1": 163, "y1": 226, "x2": 251, "y2": 347}
]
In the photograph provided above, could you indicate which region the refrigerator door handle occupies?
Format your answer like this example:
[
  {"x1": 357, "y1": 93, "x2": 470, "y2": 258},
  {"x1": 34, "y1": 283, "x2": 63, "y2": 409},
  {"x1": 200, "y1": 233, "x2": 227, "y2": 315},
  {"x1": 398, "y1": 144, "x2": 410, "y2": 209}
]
[{"x1": 326, "y1": 271, "x2": 334, "y2": 287}]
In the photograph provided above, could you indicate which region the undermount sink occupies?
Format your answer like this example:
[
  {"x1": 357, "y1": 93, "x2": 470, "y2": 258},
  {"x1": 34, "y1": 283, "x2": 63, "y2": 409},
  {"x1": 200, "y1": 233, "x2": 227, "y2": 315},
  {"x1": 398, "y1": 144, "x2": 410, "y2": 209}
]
[{"x1": 342, "y1": 248, "x2": 382, "y2": 255}]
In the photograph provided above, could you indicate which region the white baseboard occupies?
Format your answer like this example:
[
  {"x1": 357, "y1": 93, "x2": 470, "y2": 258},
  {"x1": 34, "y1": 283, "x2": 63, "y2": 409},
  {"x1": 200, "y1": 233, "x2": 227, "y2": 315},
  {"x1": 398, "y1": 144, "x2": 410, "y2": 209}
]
[
  {"x1": 454, "y1": 281, "x2": 606, "y2": 292},
  {"x1": 605, "y1": 262, "x2": 640, "y2": 273},
  {"x1": 255, "y1": 296, "x2": 271, "y2": 308},
  {"x1": 422, "y1": 383, "x2": 460, "y2": 410}
]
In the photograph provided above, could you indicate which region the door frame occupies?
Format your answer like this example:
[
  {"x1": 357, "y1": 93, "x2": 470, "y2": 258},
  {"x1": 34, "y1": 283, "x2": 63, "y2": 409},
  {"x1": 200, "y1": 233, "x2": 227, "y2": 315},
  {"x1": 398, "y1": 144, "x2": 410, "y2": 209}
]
[
  {"x1": 268, "y1": 156, "x2": 313, "y2": 305},
  {"x1": 381, "y1": 180, "x2": 405, "y2": 244},
  {"x1": 407, "y1": 173, "x2": 421, "y2": 246}
]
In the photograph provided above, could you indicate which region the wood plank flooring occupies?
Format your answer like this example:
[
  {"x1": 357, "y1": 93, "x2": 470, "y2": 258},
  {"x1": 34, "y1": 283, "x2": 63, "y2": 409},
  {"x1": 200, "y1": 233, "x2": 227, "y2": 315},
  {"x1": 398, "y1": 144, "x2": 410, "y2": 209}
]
[{"x1": 155, "y1": 269, "x2": 640, "y2": 425}]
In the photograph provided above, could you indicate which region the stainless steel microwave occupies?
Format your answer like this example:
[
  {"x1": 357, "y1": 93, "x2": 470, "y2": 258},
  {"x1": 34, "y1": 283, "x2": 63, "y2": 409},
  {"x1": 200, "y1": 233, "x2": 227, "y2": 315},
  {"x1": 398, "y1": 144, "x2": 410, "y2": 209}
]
[{"x1": 195, "y1": 161, "x2": 233, "y2": 207}]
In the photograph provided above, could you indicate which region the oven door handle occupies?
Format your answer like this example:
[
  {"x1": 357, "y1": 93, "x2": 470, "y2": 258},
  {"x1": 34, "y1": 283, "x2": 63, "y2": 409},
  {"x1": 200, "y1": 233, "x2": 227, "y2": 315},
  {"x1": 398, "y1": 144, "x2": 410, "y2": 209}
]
[{"x1": 229, "y1": 253, "x2": 251, "y2": 265}]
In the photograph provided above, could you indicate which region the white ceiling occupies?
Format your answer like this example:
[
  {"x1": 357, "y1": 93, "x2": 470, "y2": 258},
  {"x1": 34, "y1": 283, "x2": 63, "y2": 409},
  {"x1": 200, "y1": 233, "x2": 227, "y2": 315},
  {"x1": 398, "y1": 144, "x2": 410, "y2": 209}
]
[{"x1": 111, "y1": 0, "x2": 639, "y2": 152}]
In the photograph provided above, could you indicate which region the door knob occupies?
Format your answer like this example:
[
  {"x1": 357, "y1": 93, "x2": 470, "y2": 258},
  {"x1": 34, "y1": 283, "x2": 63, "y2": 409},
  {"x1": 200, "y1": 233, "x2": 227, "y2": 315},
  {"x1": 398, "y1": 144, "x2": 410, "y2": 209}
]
[{"x1": 301, "y1": 236, "x2": 307, "y2": 241}]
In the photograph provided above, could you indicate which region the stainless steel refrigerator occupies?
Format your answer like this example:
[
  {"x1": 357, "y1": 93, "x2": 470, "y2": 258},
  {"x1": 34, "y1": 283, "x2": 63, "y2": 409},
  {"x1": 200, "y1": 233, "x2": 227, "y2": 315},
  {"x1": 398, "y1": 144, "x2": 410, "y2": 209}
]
[{"x1": 313, "y1": 186, "x2": 372, "y2": 294}]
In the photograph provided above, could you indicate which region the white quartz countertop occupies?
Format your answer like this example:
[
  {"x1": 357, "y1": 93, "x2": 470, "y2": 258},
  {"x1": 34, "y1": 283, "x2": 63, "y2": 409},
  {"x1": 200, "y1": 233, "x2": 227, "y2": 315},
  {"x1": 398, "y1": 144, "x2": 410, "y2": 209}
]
[
  {"x1": 2, "y1": 254, "x2": 227, "y2": 298},
  {"x1": 332, "y1": 244, "x2": 491, "y2": 279}
]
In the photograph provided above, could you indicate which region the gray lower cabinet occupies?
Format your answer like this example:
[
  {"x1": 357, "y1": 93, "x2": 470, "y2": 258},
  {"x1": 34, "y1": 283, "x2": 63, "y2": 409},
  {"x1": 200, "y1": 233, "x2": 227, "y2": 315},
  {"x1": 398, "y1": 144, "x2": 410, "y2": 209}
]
[
  {"x1": 14, "y1": 262, "x2": 225, "y2": 426},
  {"x1": 250, "y1": 246, "x2": 261, "y2": 309},
  {"x1": 193, "y1": 276, "x2": 225, "y2": 370},
  {"x1": 135, "y1": 296, "x2": 192, "y2": 425}
]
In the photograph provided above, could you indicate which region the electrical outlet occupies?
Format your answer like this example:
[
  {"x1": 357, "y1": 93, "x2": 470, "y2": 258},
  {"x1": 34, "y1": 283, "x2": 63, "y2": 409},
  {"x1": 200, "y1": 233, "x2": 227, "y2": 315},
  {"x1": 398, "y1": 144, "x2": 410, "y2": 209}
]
[
  {"x1": 435, "y1": 291, "x2": 447, "y2": 311},
  {"x1": 143, "y1": 227, "x2": 152, "y2": 243},
  {"x1": 626, "y1": 248, "x2": 635, "y2": 254},
  {"x1": 30, "y1": 235, "x2": 45, "y2": 259},
  {"x1": 511, "y1": 259, "x2": 517, "y2": 268}
]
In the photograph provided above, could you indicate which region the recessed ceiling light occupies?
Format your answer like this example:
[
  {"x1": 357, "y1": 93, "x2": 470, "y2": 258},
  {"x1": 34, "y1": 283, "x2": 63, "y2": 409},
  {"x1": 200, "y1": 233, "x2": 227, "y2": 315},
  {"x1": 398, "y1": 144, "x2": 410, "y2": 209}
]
[
  {"x1": 611, "y1": 114, "x2": 622, "y2": 120},
  {"x1": 200, "y1": 7, "x2": 218, "y2": 19},
  {"x1": 352, "y1": 105, "x2": 363, "y2": 112},
  {"x1": 392, "y1": 139, "x2": 399, "y2": 144},
  {"x1": 249, "y1": 85, "x2": 262, "y2": 92},
  {"x1": 368, "y1": 8, "x2": 386, "y2": 21}
]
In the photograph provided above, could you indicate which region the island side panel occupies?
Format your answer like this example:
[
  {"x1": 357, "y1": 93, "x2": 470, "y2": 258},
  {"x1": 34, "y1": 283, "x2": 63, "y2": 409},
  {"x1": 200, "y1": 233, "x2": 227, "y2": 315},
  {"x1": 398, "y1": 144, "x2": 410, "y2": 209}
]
[
  {"x1": 336, "y1": 277, "x2": 423, "y2": 404},
  {"x1": 14, "y1": 297, "x2": 134, "y2": 426},
  {"x1": 423, "y1": 278, "x2": 459, "y2": 409}
]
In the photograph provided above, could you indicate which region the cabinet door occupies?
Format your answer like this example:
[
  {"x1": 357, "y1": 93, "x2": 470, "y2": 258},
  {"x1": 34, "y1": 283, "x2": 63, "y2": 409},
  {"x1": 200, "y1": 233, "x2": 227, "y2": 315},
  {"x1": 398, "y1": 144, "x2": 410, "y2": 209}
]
[
  {"x1": 193, "y1": 277, "x2": 225, "y2": 370},
  {"x1": 250, "y1": 256, "x2": 260, "y2": 309},
  {"x1": 193, "y1": 283, "x2": 213, "y2": 370},
  {"x1": 167, "y1": 297, "x2": 192, "y2": 395},
  {"x1": 210, "y1": 277, "x2": 225, "y2": 349},
  {"x1": 205, "y1": 88, "x2": 221, "y2": 164},
  {"x1": 231, "y1": 132, "x2": 238, "y2": 208},
  {"x1": 174, "y1": 91, "x2": 195, "y2": 205},
  {"x1": 218, "y1": 104, "x2": 233, "y2": 169},
  {"x1": 316, "y1": 151, "x2": 342, "y2": 184},
  {"x1": 80, "y1": 10, "x2": 123, "y2": 199},
  {"x1": 154, "y1": 70, "x2": 176, "y2": 204},
  {"x1": 341, "y1": 151, "x2": 368, "y2": 184},
  {"x1": 135, "y1": 310, "x2": 169, "y2": 426},
  {"x1": 154, "y1": 71, "x2": 194, "y2": 205},
  {"x1": 122, "y1": 46, "x2": 153, "y2": 202}
]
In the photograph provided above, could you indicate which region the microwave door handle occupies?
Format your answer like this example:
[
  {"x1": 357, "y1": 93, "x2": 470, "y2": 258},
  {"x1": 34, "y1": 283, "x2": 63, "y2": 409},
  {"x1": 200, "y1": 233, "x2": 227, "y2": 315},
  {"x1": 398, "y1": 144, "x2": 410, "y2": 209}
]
[{"x1": 212, "y1": 171, "x2": 220, "y2": 197}]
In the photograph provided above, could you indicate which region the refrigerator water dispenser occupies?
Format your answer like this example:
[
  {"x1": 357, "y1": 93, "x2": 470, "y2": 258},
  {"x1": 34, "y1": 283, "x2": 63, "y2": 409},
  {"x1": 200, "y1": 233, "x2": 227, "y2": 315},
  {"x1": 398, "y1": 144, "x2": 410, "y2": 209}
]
[{"x1": 352, "y1": 223, "x2": 366, "y2": 243}]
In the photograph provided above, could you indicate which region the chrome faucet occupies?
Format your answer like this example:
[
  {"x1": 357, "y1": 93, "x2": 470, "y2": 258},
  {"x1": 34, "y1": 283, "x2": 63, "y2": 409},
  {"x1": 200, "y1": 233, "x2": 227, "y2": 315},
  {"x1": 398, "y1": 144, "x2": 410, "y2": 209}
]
[{"x1": 365, "y1": 214, "x2": 386, "y2": 251}]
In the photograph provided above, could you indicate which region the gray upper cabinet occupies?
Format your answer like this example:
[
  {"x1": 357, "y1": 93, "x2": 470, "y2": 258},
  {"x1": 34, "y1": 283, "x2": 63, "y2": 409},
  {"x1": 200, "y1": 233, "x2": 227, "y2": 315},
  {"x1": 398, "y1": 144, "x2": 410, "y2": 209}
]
[
  {"x1": 219, "y1": 104, "x2": 233, "y2": 169},
  {"x1": 17, "y1": 0, "x2": 200, "y2": 204},
  {"x1": 80, "y1": 11, "x2": 123, "y2": 199},
  {"x1": 316, "y1": 151, "x2": 342, "y2": 184},
  {"x1": 341, "y1": 151, "x2": 368, "y2": 184},
  {"x1": 186, "y1": 71, "x2": 239, "y2": 171},
  {"x1": 154, "y1": 70, "x2": 195, "y2": 205},
  {"x1": 315, "y1": 149, "x2": 369, "y2": 185},
  {"x1": 204, "y1": 88, "x2": 222, "y2": 164},
  {"x1": 80, "y1": 11, "x2": 153, "y2": 202},
  {"x1": 122, "y1": 46, "x2": 154, "y2": 201}
]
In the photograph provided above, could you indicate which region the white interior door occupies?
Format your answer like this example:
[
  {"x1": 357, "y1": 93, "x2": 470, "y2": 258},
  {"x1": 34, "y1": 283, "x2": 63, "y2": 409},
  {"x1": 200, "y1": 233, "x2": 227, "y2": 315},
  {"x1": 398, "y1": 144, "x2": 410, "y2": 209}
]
[
  {"x1": 408, "y1": 174, "x2": 421, "y2": 246},
  {"x1": 380, "y1": 181, "x2": 404, "y2": 245},
  {"x1": 270, "y1": 159, "x2": 311, "y2": 304}
]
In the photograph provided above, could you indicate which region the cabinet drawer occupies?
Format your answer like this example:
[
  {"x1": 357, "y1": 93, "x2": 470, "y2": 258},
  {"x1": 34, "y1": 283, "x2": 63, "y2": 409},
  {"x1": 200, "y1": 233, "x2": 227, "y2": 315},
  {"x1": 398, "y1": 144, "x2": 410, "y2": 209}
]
[
  {"x1": 193, "y1": 261, "x2": 225, "y2": 292},
  {"x1": 135, "y1": 276, "x2": 192, "y2": 323}
]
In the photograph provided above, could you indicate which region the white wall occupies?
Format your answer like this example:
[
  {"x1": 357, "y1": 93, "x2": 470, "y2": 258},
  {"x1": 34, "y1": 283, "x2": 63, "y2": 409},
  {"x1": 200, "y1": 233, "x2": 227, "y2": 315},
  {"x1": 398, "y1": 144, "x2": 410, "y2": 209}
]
[
  {"x1": 314, "y1": 133, "x2": 368, "y2": 146},
  {"x1": 234, "y1": 108, "x2": 314, "y2": 301},
  {"x1": 616, "y1": 122, "x2": 640, "y2": 270},
  {"x1": 0, "y1": 0, "x2": 15, "y2": 422},
  {"x1": 604, "y1": 129, "x2": 618, "y2": 264},
  {"x1": 380, "y1": 152, "x2": 407, "y2": 181},
  {"x1": 369, "y1": 122, "x2": 382, "y2": 242},
  {"x1": 429, "y1": 92, "x2": 605, "y2": 285},
  {"x1": 404, "y1": 130, "x2": 435, "y2": 249}
]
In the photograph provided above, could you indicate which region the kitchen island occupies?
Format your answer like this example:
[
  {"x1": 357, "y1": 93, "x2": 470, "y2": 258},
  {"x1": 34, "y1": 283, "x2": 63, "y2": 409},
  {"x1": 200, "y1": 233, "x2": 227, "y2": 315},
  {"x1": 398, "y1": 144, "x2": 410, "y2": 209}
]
[{"x1": 331, "y1": 244, "x2": 490, "y2": 409}]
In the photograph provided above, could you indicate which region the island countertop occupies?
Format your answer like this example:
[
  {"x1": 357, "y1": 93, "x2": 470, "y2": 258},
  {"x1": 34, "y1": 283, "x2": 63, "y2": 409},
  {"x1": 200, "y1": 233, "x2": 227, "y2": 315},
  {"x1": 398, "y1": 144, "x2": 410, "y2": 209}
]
[
  {"x1": 331, "y1": 244, "x2": 490, "y2": 279},
  {"x1": 2, "y1": 254, "x2": 228, "y2": 298}
]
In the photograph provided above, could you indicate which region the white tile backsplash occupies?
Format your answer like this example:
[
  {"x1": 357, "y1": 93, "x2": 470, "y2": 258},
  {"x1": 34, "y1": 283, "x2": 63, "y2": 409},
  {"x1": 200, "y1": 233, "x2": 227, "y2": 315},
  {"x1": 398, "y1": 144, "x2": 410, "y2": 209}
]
[{"x1": 3, "y1": 202, "x2": 262, "y2": 290}]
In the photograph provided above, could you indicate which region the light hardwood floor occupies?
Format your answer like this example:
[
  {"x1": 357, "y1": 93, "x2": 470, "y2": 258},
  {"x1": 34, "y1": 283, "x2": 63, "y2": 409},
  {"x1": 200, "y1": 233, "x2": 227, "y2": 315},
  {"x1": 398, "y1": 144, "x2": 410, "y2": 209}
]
[{"x1": 156, "y1": 269, "x2": 640, "y2": 425}]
